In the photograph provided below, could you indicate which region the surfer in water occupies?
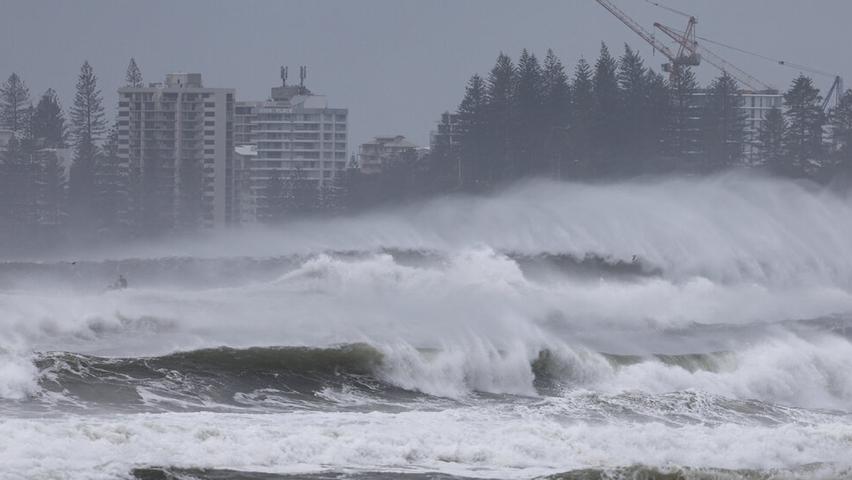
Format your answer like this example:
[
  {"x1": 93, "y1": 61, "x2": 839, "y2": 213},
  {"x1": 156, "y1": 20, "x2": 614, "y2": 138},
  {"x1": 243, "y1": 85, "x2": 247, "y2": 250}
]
[{"x1": 110, "y1": 274, "x2": 128, "y2": 290}]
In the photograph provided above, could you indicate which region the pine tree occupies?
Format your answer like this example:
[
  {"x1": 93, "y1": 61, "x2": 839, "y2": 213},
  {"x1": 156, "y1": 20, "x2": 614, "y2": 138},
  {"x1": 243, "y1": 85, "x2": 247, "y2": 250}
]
[
  {"x1": 701, "y1": 73, "x2": 747, "y2": 171},
  {"x1": 514, "y1": 49, "x2": 545, "y2": 176},
  {"x1": 125, "y1": 58, "x2": 143, "y2": 87},
  {"x1": 592, "y1": 43, "x2": 620, "y2": 176},
  {"x1": 642, "y1": 69, "x2": 671, "y2": 172},
  {"x1": 783, "y1": 74, "x2": 825, "y2": 177},
  {"x1": 33, "y1": 149, "x2": 67, "y2": 232},
  {"x1": 542, "y1": 49, "x2": 571, "y2": 178},
  {"x1": 31, "y1": 89, "x2": 67, "y2": 148},
  {"x1": 69, "y1": 61, "x2": 107, "y2": 226},
  {"x1": 485, "y1": 53, "x2": 516, "y2": 182},
  {"x1": 666, "y1": 65, "x2": 700, "y2": 164},
  {"x1": 457, "y1": 74, "x2": 488, "y2": 189},
  {"x1": 757, "y1": 107, "x2": 787, "y2": 173},
  {"x1": 569, "y1": 58, "x2": 595, "y2": 177},
  {"x1": 0, "y1": 73, "x2": 31, "y2": 134},
  {"x1": 617, "y1": 44, "x2": 647, "y2": 171},
  {"x1": 94, "y1": 123, "x2": 129, "y2": 233},
  {"x1": 0, "y1": 135, "x2": 38, "y2": 236}
]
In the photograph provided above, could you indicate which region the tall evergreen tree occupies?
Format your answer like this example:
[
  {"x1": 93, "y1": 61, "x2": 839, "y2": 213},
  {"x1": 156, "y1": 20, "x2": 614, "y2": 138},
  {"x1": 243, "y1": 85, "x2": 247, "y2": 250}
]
[
  {"x1": 0, "y1": 73, "x2": 31, "y2": 134},
  {"x1": 701, "y1": 73, "x2": 747, "y2": 171},
  {"x1": 666, "y1": 65, "x2": 700, "y2": 164},
  {"x1": 69, "y1": 61, "x2": 107, "y2": 225},
  {"x1": 95, "y1": 123, "x2": 129, "y2": 232},
  {"x1": 616, "y1": 45, "x2": 647, "y2": 171},
  {"x1": 125, "y1": 58, "x2": 143, "y2": 87},
  {"x1": 642, "y1": 69, "x2": 671, "y2": 172},
  {"x1": 569, "y1": 58, "x2": 595, "y2": 177},
  {"x1": 0, "y1": 135, "x2": 38, "y2": 237},
  {"x1": 485, "y1": 53, "x2": 516, "y2": 182},
  {"x1": 514, "y1": 49, "x2": 546, "y2": 176},
  {"x1": 542, "y1": 49, "x2": 571, "y2": 178},
  {"x1": 591, "y1": 43, "x2": 620, "y2": 176},
  {"x1": 783, "y1": 74, "x2": 825, "y2": 177},
  {"x1": 31, "y1": 89, "x2": 67, "y2": 148},
  {"x1": 757, "y1": 107, "x2": 787, "y2": 173},
  {"x1": 457, "y1": 74, "x2": 489, "y2": 189}
]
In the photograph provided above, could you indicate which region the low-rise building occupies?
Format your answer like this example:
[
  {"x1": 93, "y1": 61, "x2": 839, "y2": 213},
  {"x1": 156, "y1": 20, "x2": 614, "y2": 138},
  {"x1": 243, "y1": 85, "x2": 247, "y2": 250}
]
[{"x1": 358, "y1": 135, "x2": 419, "y2": 174}]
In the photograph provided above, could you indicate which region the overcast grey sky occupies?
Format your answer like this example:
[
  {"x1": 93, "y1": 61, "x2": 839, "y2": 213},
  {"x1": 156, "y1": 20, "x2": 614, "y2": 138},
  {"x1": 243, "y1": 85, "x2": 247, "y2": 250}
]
[{"x1": 1, "y1": 0, "x2": 849, "y2": 148}]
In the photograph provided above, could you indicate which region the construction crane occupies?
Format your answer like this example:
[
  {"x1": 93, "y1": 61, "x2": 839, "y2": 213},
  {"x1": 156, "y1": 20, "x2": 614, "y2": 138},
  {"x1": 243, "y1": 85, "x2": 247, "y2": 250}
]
[
  {"x1": 655, "y1": 23, "x2": 772, "y2": 91},
  {"x1": 594, "y1": 0, "x2": 699, "y2": 75},
  {"x1": 596, "y1": 0, "x2": 845, "y2": 110}
]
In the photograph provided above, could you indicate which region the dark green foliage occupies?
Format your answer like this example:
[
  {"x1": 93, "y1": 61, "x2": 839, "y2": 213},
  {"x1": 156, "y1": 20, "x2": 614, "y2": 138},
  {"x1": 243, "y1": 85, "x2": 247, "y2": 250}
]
[
  {"x1": 457, "y1": 74, "x2": 489, "y2": 189},
  {"x1": 69, "y1": 61, "x2": 107, "y2": 227},
  {"x1": 666, "y1": 65, "x2": 700, "y2": 163},
  {"x1": 95, "y1": 123, "x2": 130, "y2": 233},
  {"x1": 125, "y1": 58, "x2": 143, "y2": 88},
  {"x1": 591, "y1": 43, "x2": 620, "y2": 175},
  {"x1": 0, "y1": 136, "x2": 38, "y2": 237},
  {"x1": 700, "y1": 73, "x2": 747, "y2": 171},
  {"x1": 485, "y1": 52, "x2": 516, "y2": 183},
  {"x1": 783, "y1": 75, "x2": 825, "y2": 176},
  {"x1": 31, "y1": 89, "x2": 67, "y2": 148},
  {"x1": 0, "y1": 73, "x2": 31, "y2": 134}
]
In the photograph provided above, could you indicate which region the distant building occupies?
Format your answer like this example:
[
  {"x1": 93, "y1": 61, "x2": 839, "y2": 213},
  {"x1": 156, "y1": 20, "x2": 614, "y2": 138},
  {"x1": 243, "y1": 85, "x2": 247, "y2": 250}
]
[
  {"x1": 358, "y1": 135, "x2": 419, "y2": 174},
  {"x1": 690, "y1": 89, "x2": 783, "y2": 163},
  {"x1": 235, "y1": 101, "x2": 262, "y2": 146},
  {"x1": 240, "y1": 74, "x2": 348, "y2": 222},
  {"x1": 429, "y1": 111, "x2": 460, "y2": 151},
  {"x1": 233, "y1": 144, "x2": 257, "y2": 223},
  {"x1": 117, "y1": 73, "x2": 236, "y2": 228},
  {"x1": 740, "y1": 90, "x2": 784, "y2": 163}
]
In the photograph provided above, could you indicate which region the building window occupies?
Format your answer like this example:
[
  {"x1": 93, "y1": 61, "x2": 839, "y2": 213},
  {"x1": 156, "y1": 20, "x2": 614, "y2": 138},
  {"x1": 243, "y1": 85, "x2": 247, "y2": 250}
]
[
  {"x1": 204, "y1": 111, "x2": 215, "y2": 117},
  {"x1": 204, "y1": 149, "x2": 215, "y2": 154}
]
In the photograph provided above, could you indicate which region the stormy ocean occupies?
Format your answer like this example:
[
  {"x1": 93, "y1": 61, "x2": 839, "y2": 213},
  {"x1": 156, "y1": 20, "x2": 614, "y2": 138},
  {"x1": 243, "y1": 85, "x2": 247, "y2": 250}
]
[{"x1": 2, "y1": 176, "x2": 852, "y2": 480}]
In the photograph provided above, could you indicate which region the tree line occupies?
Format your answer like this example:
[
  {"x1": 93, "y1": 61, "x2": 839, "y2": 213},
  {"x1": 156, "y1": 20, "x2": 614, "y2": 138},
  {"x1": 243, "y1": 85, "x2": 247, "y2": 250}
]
[
  {"x1": 335, "y1": 43, "x2": 852, "y2": 212},
  {"x1": 0, "y1": 60, "x2": 141, "y2": 251},
  {"x1": 3, "y1": 45, "x2": 852, "y2": 247}
]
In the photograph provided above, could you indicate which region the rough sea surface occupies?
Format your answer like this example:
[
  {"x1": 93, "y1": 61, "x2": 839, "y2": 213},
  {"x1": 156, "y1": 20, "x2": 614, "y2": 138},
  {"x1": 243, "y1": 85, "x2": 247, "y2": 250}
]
[{"x1": 2, "y1": 176, "x2": 852, "y2": 480}]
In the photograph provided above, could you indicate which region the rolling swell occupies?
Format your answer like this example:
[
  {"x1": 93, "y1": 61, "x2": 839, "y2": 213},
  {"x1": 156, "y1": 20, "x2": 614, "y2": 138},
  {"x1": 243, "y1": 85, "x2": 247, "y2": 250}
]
[
  {"x1": 34, "y1": 344, "x2": 415, "y2": 411},
  {"x1": 28, "y1": 344, "x2": 747, "y2": 411}
]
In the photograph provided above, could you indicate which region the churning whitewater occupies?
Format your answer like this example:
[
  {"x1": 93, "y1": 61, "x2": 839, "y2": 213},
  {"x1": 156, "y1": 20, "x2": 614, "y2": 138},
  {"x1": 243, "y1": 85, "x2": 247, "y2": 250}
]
[{"x1": 2, "y1": 175, "x2": 852, "y2": 480}]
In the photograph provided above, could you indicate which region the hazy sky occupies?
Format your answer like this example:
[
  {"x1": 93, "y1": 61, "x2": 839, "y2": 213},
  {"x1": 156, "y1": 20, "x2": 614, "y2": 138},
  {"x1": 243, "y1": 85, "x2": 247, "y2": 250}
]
[{"x1": 1, "y1": 0, "x2": 849, "y2": 148}]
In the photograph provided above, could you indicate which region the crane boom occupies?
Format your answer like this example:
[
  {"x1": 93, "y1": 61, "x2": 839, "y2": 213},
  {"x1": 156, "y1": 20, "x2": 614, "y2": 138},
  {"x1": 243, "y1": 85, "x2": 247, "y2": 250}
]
[
  {"x1": 822, "y1": 76, "x2": 843, "y2": 111},
  {"x1": 595, "y1": 0, "x2": 699, "y2": 75},
  {"x1": 656, "y1": 23, "x2": 772, "y2": 91},
  {"x1": 594, "y1": 0, "x2": 678, "y2": 63}
]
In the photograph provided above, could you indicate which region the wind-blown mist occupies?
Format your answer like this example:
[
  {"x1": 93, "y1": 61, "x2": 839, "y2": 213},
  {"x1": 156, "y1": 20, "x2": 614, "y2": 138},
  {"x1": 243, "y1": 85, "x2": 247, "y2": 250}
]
[{"x1": 2, "y1": 174, "x2": 852, "y2": 479}]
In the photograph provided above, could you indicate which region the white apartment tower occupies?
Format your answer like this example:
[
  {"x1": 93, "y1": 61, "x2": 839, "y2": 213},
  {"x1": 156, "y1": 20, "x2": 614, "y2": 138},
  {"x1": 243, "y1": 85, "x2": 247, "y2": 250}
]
[
  {"x1": 239, "y1": 73, "x2": 348, "y2": 223},
  {"x1": 117, "y1": 73, "x2": 235, "y2": 229}
]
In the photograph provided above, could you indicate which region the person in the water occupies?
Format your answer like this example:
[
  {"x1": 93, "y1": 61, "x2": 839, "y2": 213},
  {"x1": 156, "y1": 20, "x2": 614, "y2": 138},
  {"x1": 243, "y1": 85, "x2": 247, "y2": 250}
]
[{"x1": 110, "y1": 275, "x2": 128, "y2": 290}]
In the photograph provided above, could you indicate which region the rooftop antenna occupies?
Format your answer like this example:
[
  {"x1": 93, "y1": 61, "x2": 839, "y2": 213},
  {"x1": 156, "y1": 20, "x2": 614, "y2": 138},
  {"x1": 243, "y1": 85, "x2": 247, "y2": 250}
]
[
  {"x1": 300, "y1": 66, "x2": 307, "y2": 91},
  {"x1": 280, "y1": 66, "x2": 288, "y2": 87}
]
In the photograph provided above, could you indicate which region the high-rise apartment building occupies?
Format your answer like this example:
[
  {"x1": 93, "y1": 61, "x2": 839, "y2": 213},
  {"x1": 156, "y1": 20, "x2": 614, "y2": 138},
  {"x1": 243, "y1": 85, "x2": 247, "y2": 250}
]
[
  {"x1": 243, "y1": 81, "x2": 348, "y2": 222},
  {"x1": 117, "y1": 73, "x2": 235, "y2": 229}
]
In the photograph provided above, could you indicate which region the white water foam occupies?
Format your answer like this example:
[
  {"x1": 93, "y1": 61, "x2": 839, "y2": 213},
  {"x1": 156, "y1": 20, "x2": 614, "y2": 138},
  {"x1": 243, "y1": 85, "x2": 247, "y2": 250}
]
[{"x1": 1, "y1": 409, "x2": 850, "y2": 479}]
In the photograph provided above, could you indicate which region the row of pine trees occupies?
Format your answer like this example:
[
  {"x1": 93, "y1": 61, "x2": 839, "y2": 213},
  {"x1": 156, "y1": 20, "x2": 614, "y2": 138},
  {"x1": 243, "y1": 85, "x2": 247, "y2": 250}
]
[
  {"x1": 438, "y1": 43, "x2": 852, "y2": 189},
  {"x1": 334, "y1": 44, "x2": 852, "y2": 212},
  {"x1": 0, "y1": 60, "x2": 144, "y2": 250}
]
